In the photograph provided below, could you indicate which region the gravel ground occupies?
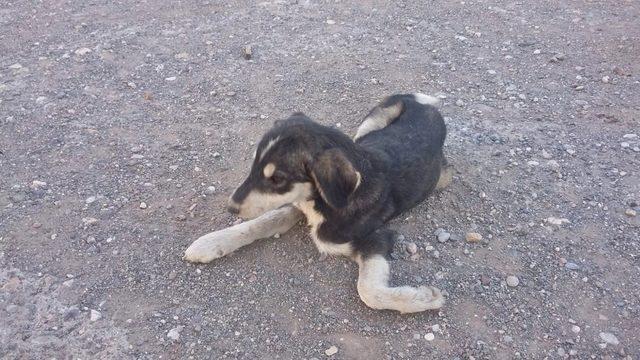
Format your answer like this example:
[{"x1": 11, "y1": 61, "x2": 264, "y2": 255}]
[{"x1": 1, "y1": 1, "x2": 639, "y2": 359}]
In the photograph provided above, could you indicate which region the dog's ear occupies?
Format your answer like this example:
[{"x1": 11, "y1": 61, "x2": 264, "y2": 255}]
[{"x1": 310, "y1": 149, "x2": 361, "y2": 209}]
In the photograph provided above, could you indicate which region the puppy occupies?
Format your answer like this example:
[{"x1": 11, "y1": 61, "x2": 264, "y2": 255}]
[{"x1": 185, "y1": 93, "x2": 451, "y2": 313}]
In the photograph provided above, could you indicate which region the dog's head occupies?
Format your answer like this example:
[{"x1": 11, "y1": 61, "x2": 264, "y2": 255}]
[{"x1": 228, "y1": 113, "x2": 362, "y2": 219}]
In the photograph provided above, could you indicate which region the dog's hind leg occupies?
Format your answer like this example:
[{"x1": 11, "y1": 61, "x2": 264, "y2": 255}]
[
  {"x1": 354, "y1": 99, "x2": 403, "y2": 141},
  {"x1": 184, "y1": 206, "x2": 303, "y2": 263}
]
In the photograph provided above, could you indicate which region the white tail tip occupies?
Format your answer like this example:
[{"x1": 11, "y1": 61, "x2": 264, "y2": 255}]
[{"x1": 413, "y1": 93, "x2": 440, "y2": 106}]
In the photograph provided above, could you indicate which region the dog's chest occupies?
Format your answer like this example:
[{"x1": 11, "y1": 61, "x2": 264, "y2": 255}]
[{"x1": 294, "y1": 200, "x2": 352, "y2": 256}]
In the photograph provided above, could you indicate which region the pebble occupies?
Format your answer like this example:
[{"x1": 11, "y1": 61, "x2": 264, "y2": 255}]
[
  {"x1": 571, "y1": 325, "x2": 581, "y2": 333},
  {"x1": 546, "y1": 217, "x2": 570, "y2": 226},
  {"x1": 601, "y1": 76, "x2": 610, "y2": 83},
  {"x1": 326, "y1": 19, "x2": 336, "y2": 25},
  {"x1": 168, "y1": 270, "x2": 177, "y2": 280},
  {"x1": 165, "y1": 76, "x2": 177, "y2": 81},
  {"x1": 324, "y1": 345, "x2": 338, "y2": 356},
  {"x1": 205, "y1": 186, "x2": 216, "y2": 195},
  {"x1": 167, "y1": 326, "x2": 184, "y2": 341},
  {"x1": 424, "y1": 333, "x2": 435, "y2": 341},
  {"x1": 506, "y1": 275, "x2": 520, "y2": 287},
  {"x1": 599, "y1": 332, "x2": 619, "y2": 346},
  {"x1": 565, "y1": 262, "x2": 580, "y2": 270},
  {"x1": 85, "y1": 196, "x2": 97, "y2": 204},
  {"x1": 9, "y1": 63, "x2": 23, "y2": 70},
  {"x1": 625, "y1": 209, "x2": 637, "y2": 217},
  {"x1": 431, "y1": 324, "x2": 440, "y2": 332},
  {"x1": 455, "y1": 99, "x2": 465, "y2": 107},
  {"x1": 90, "y1": 309, "x2": 101, "y2": 321},
  {"x1": 242, "y1": 45, "x2": 252, "y2": 60},
  {"x1": 621, "y1": 142, "x2": 630, "y2": 148},
  {"x1": 405, "y1": 242, "x2": 418, "y2": 254},
  {"x1": 541, "y1": 149, "x2": 552, "y2": 159},
  {"x1": 465, "y1": 232, "x2": 482, "y2": 243},
  {"x1": 533, "y1": 49, "x2": 541, "y2": 55},
  {"x1": 139, "y1": 202, "x2": 148, "y2": 209},
  {"x1": 622, "y1": 133, "x2": 637, "y2": 139},
  {"x1": 74, "y1": 47, "x2": 92, "y2": 56},
  {"x1": 437, "y1": 232, "x2": 450, "y2": 243}
]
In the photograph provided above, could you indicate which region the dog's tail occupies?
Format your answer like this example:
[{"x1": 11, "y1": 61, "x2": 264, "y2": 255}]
[{"x1": 412, "y1": 93, "x2": 440, "y2": 106}]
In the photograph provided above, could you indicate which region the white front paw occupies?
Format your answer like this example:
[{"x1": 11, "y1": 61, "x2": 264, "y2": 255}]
[{"x1": 183, "y1": 236, "x2": 231, "y2": 263}]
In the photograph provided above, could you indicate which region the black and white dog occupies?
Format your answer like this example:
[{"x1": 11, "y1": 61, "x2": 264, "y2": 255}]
[{"x1": 185, "y1": 93, "x2": 451, "y2": 313}]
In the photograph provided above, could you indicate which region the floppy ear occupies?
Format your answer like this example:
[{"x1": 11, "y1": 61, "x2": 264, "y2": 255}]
[{"x1": 310, "y1": 149, "x2": 361, "y2": 209}]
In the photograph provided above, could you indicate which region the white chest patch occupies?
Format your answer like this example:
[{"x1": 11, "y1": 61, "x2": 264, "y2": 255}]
[{"x1": 294, "y1": 200, "x2": 352, "y2": 257}]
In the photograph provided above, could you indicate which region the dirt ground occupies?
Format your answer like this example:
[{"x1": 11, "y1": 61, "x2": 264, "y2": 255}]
[{"x1": 1, "y1": 1, "x2": 639, "y2": 359}]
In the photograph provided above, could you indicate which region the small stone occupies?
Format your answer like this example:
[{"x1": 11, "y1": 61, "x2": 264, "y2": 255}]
[
  {"x1": 503, "y1": 335, "x2": 513, "y2": 343},
  {"x1": 625, "y1": 209, "x2": 637, "y2": 217},
  {"x1": 31, "y1": 180, "x2": 48, "y2": 189},
  {"x1": 621, "y1": 142, "x2": 630, "y2": 148},
  {"x1": 569, "y1": 349, "x2": 577, "y2": 356},
  {"x1": 273, "y1": 233, "x2": 281, "y2": 239},
  {"x1": 213, "y1": 152, "x2": 221, "y2": 158},
  {"x1": 167, "y1": 326, "x2": 184, "y2": 341},
  {"x1": 533, "y1": 49, "x2": 541, "y2": 55},
  {"x1": 431, "y1": 324, "x2": 441, "y2": 332},
  {"x1": 601, "y1": 76, "x2": 610, "y2": 83},
  {"x1": 85, "y1": 196, "x2": 97, "y2": 204},
  {"x1": 480, "y1": 274, "x2": 490, "y2": 286},
  {"x1": 174, "y1": 52, "x2": 190, "y2": 61},
  {"x1": 139, "y1": 202, "x2": 148, "y2": 209},
  {"x1": 75, "y1": 47, "x2": 92, "y2": 56},
  {"x1": 622, "y1": 133, "x2": 637, "y2": 139},
  {"x1": 546, "y1": 217, "x2": 570, "y2": 226},
  {"x1": 599, "y1": 332, "x2": 619, "y2": 346},
  {"x1": 165, "y1": 76, "x2": 177, "y2": 81},
  {"x1": 90, "y1": 309, "x2": 101, "y2": 321},
  {"x1": 424, "y1": 333, "x2": 435, "y2": 341},
  {"x1": 326, "y1": 19, "x2": 336, "y2": 25},
  {"x1": 465, "y1": 232, "x2": 482, "y2": 243},
  {"x1": 205, "y1": 186, "x2": 216, "y2": 195},
  {"x1": 324, "y1": 345, "x2": 338, "y2": 356},
  {"x1": 242, "y1": 45, "x2": 252, "y2": 60},
  {"x1": 9, "y1": 63, "x2": 23, "y2": 70},
  {"x1": 565, "y1": 262, "x2": 580, "y2": 270},
  {"x1": 455, "y1": 99, "x2": 465, "y2": 107},
  {"x1": 405, "y1": 242, "x2": 418, "y2": 255},
  {"x1": 168, "y1": 270, "x2": 177, "y2": 280},
  {"x1": 82, "y1": 217, "x2": 99, "y2": 226},
  {"x1": 506, "y1": 275, "x2": 520, "y2": 287},
  {"x1": 437, "y1": 232, "x2": 450, "y2": 243},
  {"x1": 571, "y1": 325, "x2": 581, "y2": 333},
  {"x1": 541, "y1": 149, "x2": 552, "y2": 159},
  {"x1": 176, "y1": 214, "x2": 187, "y2": 221}
]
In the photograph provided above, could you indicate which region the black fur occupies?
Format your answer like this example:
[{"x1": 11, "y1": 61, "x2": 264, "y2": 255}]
[{"x1": 231, "y1": 94, "x2": 447, "y2": 259}]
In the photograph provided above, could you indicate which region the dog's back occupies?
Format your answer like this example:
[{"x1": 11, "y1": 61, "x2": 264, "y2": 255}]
[{"x1": 355, "y1": 94, "x2": 447, "y2": 215}]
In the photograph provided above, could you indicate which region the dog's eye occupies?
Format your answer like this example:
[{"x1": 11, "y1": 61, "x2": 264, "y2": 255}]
[{"x1": 270, "y1": 172, "x2": 287, "y2": 187}]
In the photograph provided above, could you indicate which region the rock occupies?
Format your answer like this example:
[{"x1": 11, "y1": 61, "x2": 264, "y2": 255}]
[
  {"x1": 205, "y1": 186, "x2": 216, "y2": 195},
  {"x1": 533, "y1": 49, "x2": 541, "y2": 55},
  {"x1": 9, "y1": 63, "x2": 23, "y2": 70},
  {"x1": 405, "y1": 242, "x2": 418, "y2": 254},
  {"x1": 571, "y1": 325, "x2": 581, "y2": 333},
  {"x1": 480, "y1": 274, "x2": 490, "y2": 286},
  {"x1": 601, "y1": 76, "x2": 610, "y2": 83},
  {"x1": 424, "y1": 333, "x2": 435, "y2": 341},
  {"x1": 31, "y1": 180, "x2": 48, "y2": 189},
  {"x1": 326, "y1": 19, "x2": 336, "y2": 25},
  {"x1": 455, "y1": 99, "x2": 465, "y2": 107},
  {"x1": 74, "y1": 47, "x2": 92, "y2": 56},
  {"x1": 139, "y1": 202, "x2": 148, "y2": 209},
  {"x1": 85, "y1": 196, "x2": 97, "y2": 204},
  {"x1": 174, "y1": 52, "x2": 190, "y2": 61},
  {"x1": 565, "y1": 262, "x2": 580, "y2": 270},
  {"x1": 437, "y1": 232, "x2": 450, "y2": 243},
  {"x1": 324, "y1": 345, "x2": 338, "y2": 356},
  {"x1": 82, "y1": 217, "x2": 99, "y2": 226},
  {"x1": 621, "y1": 142, "x2": 630, "y2": 148},
  {"x1": 90, "y1": 309, "x2": 101, "y2": 321},
  {"x1": 625, "y1": 209, "x2": 637, "y2": 217},
  {"x1": 431, "y1": 324, "x2": 440, "y2": 332},
  {"x1": 541, "y1": 149, "x2": 552, "y2": 159},
  {"x1": 167, "y1": 325, "x2": 184, "y2": 341},
  {"x1": 242, "y1": 45, "x2": 252, "y2": 60},
  {"x1": 506, "y1": 275, "x2": 520, "y2": 287},
  {"x1": 546, "y1": 217, "x2": 570, "y2": 226},
  {"x1": 599, "y1": 332, "x2": 619, "y2": 346},
  {"x1": 465, "y1": 232, "x2": 482, "y2": 243},
  {"x1": 168, "y1": 270, "x2": 177, "y2": 280},
  {"x1": 622, "y1": 133, "x2": 637, "y2": 139},
  {"x1": 165, "y1": 76, "x2": 177, "y2": 81}
]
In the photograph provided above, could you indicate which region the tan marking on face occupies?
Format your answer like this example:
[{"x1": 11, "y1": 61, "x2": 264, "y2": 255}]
[
  {"x1": 263, "y1": 163, "x2": 276, "y2": 178},
  {"x1": 236, "y1": 182, "x2": 313, "y2": 219}
]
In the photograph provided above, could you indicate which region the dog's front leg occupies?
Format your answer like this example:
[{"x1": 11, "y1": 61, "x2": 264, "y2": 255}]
[
  {"x1": 184, "y1": 205, "x2": 303, "y2": 263},
  {"x1": 356, "y1": 254, "x2": 445, "y2": 313}
]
